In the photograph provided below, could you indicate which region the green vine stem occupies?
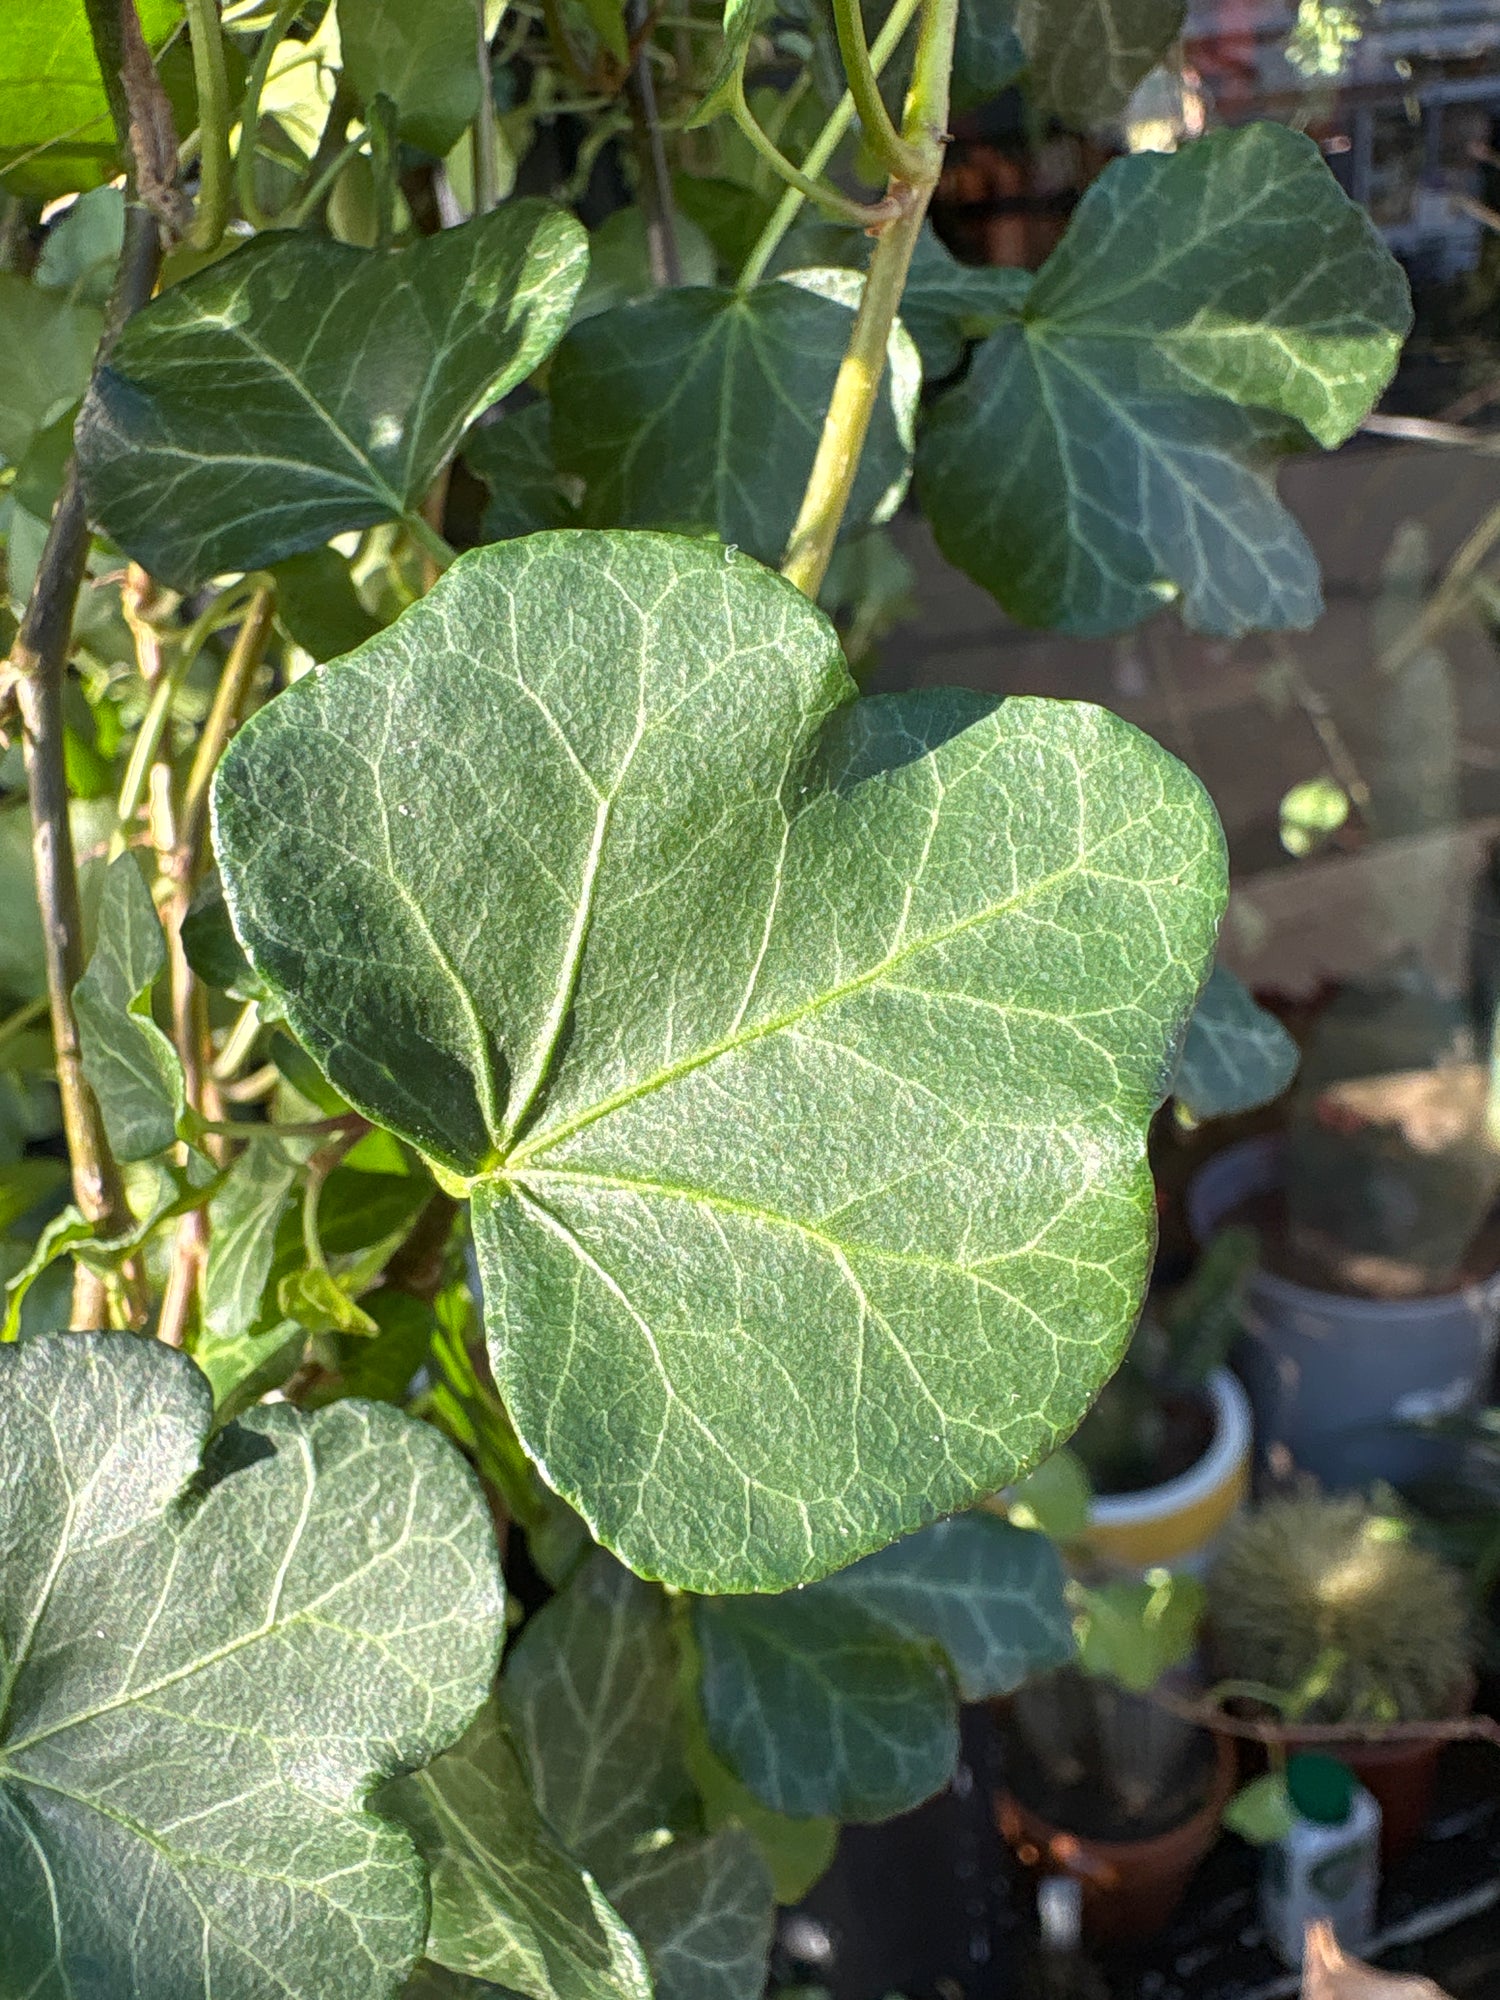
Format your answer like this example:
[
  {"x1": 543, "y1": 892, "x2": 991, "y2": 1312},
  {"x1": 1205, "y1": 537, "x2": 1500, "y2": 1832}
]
[
  {"x1": 472, "y1": 0, "x2": 503, "y2": 214},
  {"x1": 730, "y1": 80, "x2": 898, "y2": 228},
  {"x1": 6, "y1": 207, "x2": 163, "y2": 1325},
  {"x1": 780, "y1": 0, "x2": 958, "y2": 599},
  {"x1": 235, "y1": 0, "x2": 304, "y2": 229},
  {"x1": 184, "y1": 0, "x2": 233, "y2": 250},
  {"x1": 738, "y1": 0, "x2": 924, "y2": 289},
  {"x1": 830, "y1": 0, "x2": 923, "y2": 182}
]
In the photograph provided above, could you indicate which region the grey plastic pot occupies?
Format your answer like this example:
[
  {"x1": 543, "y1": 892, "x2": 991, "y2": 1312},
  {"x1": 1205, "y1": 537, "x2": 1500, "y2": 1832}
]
[{"x1": 1187, "y1": 1135, "x2": 1500, "y2": 1489}]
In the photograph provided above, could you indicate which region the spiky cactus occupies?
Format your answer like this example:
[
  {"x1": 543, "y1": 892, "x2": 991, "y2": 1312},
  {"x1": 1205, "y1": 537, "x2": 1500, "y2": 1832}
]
[{"x1": 1207, "y1": 1496, "x2": 1470, "y2": 1724}]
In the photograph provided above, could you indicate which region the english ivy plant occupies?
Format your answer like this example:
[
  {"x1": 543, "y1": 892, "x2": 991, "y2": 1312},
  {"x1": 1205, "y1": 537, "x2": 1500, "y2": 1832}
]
[{"x1": 0, "y1": 0, "x2": 1404, "y2": 1991}]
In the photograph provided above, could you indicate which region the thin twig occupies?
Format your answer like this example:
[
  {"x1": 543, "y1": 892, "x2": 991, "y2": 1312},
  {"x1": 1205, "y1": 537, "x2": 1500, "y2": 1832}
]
[
  {"x1": 1151, "y1": 1684, "x2": 1500, "y2": 1753},
  {"x1": 625, "y1": 0, "x2": 682, "y2": 286}
]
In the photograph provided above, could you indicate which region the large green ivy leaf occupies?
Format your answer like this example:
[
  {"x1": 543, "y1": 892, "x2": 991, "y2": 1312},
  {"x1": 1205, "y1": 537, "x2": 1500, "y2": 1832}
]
[
  {"x1": 340, "y1": 0, "x2": 481, "y2": 156},
  {"x1": 1174, "y1": 964, "x2": 1299, "y2": 1120},
  {"x1": 693, "y1": 1593, "x2": 958, "y2": 1821},
  {"x1": 1019, "y1": 0, "x2": 1185, "y2": 128},
  {"x1": 610, "y1": 1829, "x2": 774, "y2": 2000},
  {"x1": 501, "y1": 1553, "x2": 695, "y2": 1880},
  {"x1": 818, "y1": 1512, "x2": 1074, "y2": 1699},
  {"x1": 0, "y1": 274, "x2": 100, "y2": 468},
  {"x1": 0, "y1": 1331, "x2": 505, "y2": 2000},
  {"x1": 0, "y1": 0, "x2": 181, "y2": 198},
  {"x1": 77, "y1": 203, "x2": 588, "y2": 589},
  {"x1": 952, "y1": 0, "x2": 1024, "y2": 112},
  {"x1": 379, "y1": 1698, "x2": 652, "y2": 2000},
  {"x1": 549, "y1": 272, "x2": 919, "y2": 567},
  {"x1": 917, "y1": 124, "x2": 1411, "y2": 638},
  {"x1": 73, "y1": 851, "x2": 188, "y2": 1161},
  {"x1": 213, "y1": 530, "x2": 1224, "y2": 1591}
]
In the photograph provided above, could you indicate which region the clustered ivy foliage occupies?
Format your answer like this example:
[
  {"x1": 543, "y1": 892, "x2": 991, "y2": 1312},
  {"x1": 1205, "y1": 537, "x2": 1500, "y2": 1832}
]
[{"x1": 0, "y1": 0, "x2": 1402, "y2": 1993}]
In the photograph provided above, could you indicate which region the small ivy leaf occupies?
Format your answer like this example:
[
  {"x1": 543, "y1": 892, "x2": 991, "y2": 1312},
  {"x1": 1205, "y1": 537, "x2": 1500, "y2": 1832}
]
[
  {"x1": 1018, "y1": 0, "x2": 1185, "y2": 129},
  {"x1": 917, "y1": 124, "x2": 1411, "y2": 638},
  {"x1": 378, "y1": 1698, "x2": 653, "y2": 2000},
  {"x1": 0, "y1": 1331, "x2": 506, "y2": 2000},
  {"x1": 501, "y1": 1552, "x2": 697, "y2": 1881},
  {"x1": 1174, "y1": 963, "x2": 1299, "y2": 1121},
  {"x1": 181, "y1": 871, "x2": 278, "y2": 1002},
  {"x1": 340, "y1": 0, "x2": 482, "y2": 156},
  {"x1": 464, "y1": 404, "x2": 580, "y2": 546},
  {"x1": 77, "y1": 203, "x2": 589, "y2": 590},
  {"x1": 34, "y1": 185, "x2": 125, "y2": 309},
  {"x1": 692, "y1": 1593, "x2": 959, "y2": 1822},
  {"x1": 817, "y1": 1513, "x2": 1076, "y2": 1701},
  {"x1": 610, "y1": 1828, "x2": 775, "y2": 2000},
  {"x1": 688, "y1": 0, "x2": 770, "y2": 128},
  {"x1": 0, "y1": 273, "x2": 101, "y2": 469},
  {"x1": 201, "y1": 1136, "x2": 300, "y2": 1341},
  {"x1": 213, "y1": 531, "x2": 1224, "y2": 1592},
  {"x1": 0, "y1": 0, "x2": 181, "y2": 197},
  {"x1": 279, "y1": 1261, "x2": 382, "y2": 1337},
  {"x1": 73, "y1": 851, "x2": 189, "y2": 1161},
  {"x1": 549, "y1": 273, "x2": 920, "y2": 567}
]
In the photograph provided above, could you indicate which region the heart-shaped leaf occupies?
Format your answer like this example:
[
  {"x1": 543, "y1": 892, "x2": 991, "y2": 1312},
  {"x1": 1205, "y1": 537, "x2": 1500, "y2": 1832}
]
[
  {"x1": 77, "y1": 203, "x2": 588, "y2": 590},
  {"x1": 693, "y1": 1592, "x2": 958, "y2": 1821},
  {"x1": 73, "y1": 851, "x2": 188, "y2": 1161},
  {"x1": 379, "y1": 1698, "x2": 653, "y2": 2000},
  {"x1": 1174, "y1": 963, "x2": 1298, "y2": 1120},
  {"x1": 212, "y1": 530, "x2": 1224, "y2": 1591},
  {"x1": 917, "y1": 124, "x2": 1411, "y2": 638},
  {"x1": 549, "y1": 272, "x2": 919, "y2": 567},
  {"x1": 0, "y1": 1331, "x2": 505, "y2": 2000}
]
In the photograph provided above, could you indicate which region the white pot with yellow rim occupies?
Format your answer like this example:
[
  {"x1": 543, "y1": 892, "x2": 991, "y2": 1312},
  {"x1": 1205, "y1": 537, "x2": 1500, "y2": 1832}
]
[{"x1": 1083, "y1": 1368, "x2": 1253, "y2": 1573}]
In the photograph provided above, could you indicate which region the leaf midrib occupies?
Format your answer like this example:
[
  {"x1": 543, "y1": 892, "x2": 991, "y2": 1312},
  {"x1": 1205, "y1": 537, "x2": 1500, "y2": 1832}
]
[{"x1": 504, "y1": 853, "x2": 1084, "y2": 1171}]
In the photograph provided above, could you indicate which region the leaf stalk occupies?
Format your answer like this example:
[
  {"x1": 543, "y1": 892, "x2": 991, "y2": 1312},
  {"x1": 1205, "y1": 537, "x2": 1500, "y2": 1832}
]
[
  {"x1": 830, "y1": 0, "x2": 924, "y2": 182},
  {"x1": 183, "y1": 0, "x2": 233, "y2": 250}
]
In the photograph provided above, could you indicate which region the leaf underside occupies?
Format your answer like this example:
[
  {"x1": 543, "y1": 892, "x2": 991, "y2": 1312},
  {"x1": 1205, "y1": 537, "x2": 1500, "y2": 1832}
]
[{"x1": 213, "y1": 529, "x2": 1225, "y2": 1592}]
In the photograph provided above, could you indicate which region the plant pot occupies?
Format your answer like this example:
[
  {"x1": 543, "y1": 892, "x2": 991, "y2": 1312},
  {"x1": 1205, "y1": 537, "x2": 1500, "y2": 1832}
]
[
  {"x1": 1084, "y1": 1367, "x2": 1252, "y2": 1572},
  {"x1": 1187, "y1": 1136, "x2": 1500, "y2": 1489},
  {"x1": 995, "y1": 1730, "x2": 1235, "y2": 1945}
]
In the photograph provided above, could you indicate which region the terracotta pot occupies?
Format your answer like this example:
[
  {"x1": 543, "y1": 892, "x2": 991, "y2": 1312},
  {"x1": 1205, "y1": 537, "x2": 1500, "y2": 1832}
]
[{"x1": 995, "y1": 1731, "x2": 1235, "y2": 1945}]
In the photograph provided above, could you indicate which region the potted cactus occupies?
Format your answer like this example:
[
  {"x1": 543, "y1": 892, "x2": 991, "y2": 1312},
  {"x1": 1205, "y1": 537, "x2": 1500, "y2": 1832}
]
[{"x1": 1205, "y1": 1495, "x2": 1476, "y2": 1859}]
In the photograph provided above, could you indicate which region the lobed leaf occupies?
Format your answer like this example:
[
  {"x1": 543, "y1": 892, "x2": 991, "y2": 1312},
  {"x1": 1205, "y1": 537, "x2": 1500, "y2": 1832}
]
[
  {"x1": 917, "y1": 124, "x2": 1411, "y2": 638},
  {"x1": 549, "y1": 273, "x2": 919, "y2": 568},
  {"x1": 213, "y1": 530, "x2": 1225, "y2": 1591},
  {"x1": 0, "y1": 1331, "x2": 505, "y2": 2000},
  {"x1": 77, "y1": 203, "x2": 588, "y2": 589}
]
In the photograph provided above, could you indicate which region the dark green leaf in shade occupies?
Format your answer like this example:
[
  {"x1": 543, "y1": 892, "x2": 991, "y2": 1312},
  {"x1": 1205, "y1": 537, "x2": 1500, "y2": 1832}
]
[
  {"x1": 272, "y1": 546, "x2": 383, "y2": 662},
  {"x1": 212, "y1": 531, "x2": 1225, "y2": 1592},
  {"x1": 818, "y1": 1512, "x2": 1075, "y2": 1700},
  {"x1": 574, "y1": 0, "x2": 631, "y2": 66},
  {"x1": 610, "y1": 1829, "x2": 775, "y2": 2000},
  {"x1": 671, "y1": 174, "x2": 775, "y2": 277},
  {"x1": 464, "y1": 404, "x2": 579, "y2": 545},
  {"x1": 77, "y1": 203, "x2": 588, "y2": 589},
  {"x1": 1019, "y1": 0, "x2": 1184, "y2": 129},
  {"x1": 549, "y1": 273, "x2": 919, "y2": 566},
  {"x1": 688, "y1": 0, "x2": 770, "y2": 127},
  {"x1": 684, "y1": 1708, "x2": 837, "y2": 1904},
  {"x1": 378, "y1": 1698, "x2": 652, "y2": 2000},
  {"x1": 917, "y1": 125, "x2": 1412, "y2": 638},
  {"x1": 73, "y1": 851, "x2": 187, "y2": 1161},
  {"x1": 570, "y1": 208, "x2": 717, "y2": 324},
  {"x1": 34, "y1": 186, "x2": 125, "y2": 308},
  {"x1": 0, "y1": 0, "x2": 181, "y2": 198},
  {"x1": 952, "y1": 0, "x2": 1024, "y2": 113},
  {"x1": 0, "y1": 1331, "x2": 506, "y2": 2000},
  {"x1": 501, "y1": 1552, "x2": 697, "y2": 1879},
  {"x1": 898, "y1": 231, "x2": 1030, "y2": 382},
  {"x1": 180, "y1": 871, "x2": 276, "y2": 1001},
  {"x1": 692, "y1": 1593, "x2": 959, "y2": 1821},
  {"x1": 1173, "y1": 963, "x2": 1299, "y2": 1120},
  {"x1": 340, "y1": 0, "x2": 482, "y2": 155},
  {"x1": 0, "y1": 1158, "x2": 67, "y2": 1234}
]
